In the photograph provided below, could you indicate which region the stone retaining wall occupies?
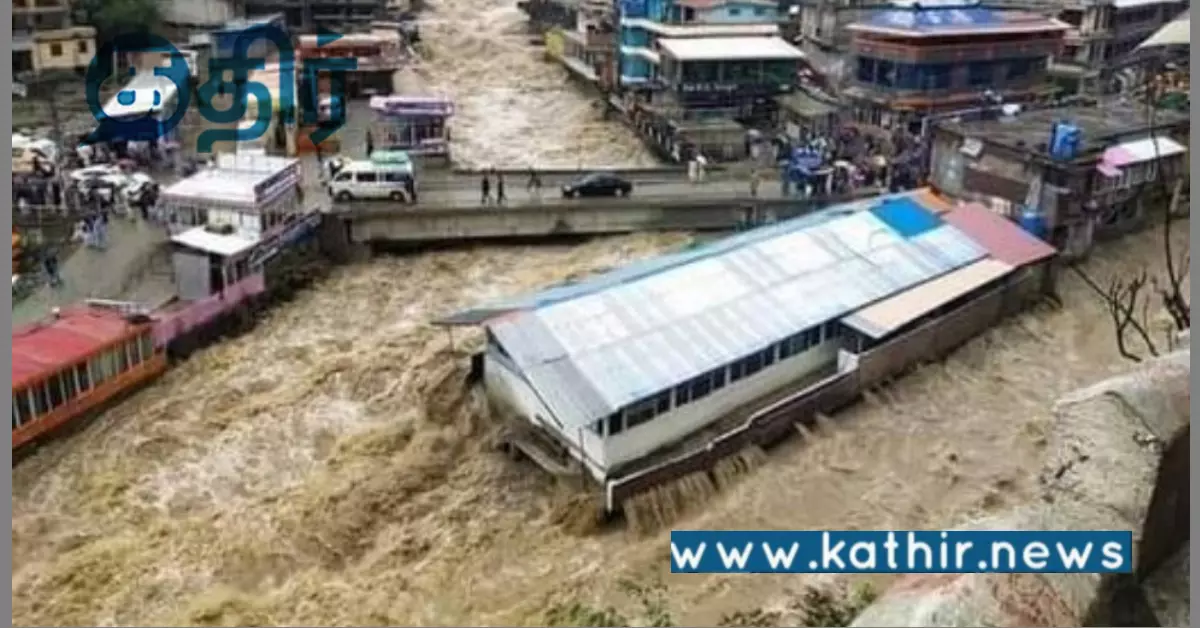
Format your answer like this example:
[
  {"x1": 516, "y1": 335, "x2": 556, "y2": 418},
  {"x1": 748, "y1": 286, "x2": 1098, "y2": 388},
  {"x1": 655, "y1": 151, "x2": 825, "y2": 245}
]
[{"x1": 851, "y1": 344, "x2": 1191, "y2": 627}]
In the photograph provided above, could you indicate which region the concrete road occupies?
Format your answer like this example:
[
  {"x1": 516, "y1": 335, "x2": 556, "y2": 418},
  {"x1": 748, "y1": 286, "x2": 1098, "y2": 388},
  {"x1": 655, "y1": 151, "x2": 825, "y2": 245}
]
[
  {"x1": 338, "y1": 177, "x2": 801, "y2": 213},
  {"x1": 12, "y1": 219, "x2": 174, "y2": 330}
]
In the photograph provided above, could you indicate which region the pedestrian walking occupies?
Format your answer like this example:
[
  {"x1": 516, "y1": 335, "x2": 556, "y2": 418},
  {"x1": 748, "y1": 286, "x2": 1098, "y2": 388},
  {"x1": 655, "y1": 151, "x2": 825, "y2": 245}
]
[
  {"x1": 481, "y1": 173, "x2": 492, "y2": 205},
  {"x1": 496, "y1": 174, "x2": 507, "y2": 205},
  {"x1": 366, "y1": 131, "x2": 375, "y2": 158},
  {"x1": 43, "y1": 248, "x2": 62, "y2": 288},
  {"x1": 95, "y1": 210, "x2": 109, "y2": 250},
  {"x1": 406, "y1": 177, "x2": 418, "y2": 204},
  {"x1": 526, "y1": 168, "x2": 542, "y2": 200}
]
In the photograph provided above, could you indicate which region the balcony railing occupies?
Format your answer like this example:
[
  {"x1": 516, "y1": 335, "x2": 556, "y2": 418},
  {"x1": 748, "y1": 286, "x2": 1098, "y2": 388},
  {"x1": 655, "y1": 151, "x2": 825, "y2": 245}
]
[
  {"x1": 853, "y1": 38, "x2": 1062, "y2": 64},
  {"x1": 562, "y1": 28, "x2": 614, "y2": 49}
]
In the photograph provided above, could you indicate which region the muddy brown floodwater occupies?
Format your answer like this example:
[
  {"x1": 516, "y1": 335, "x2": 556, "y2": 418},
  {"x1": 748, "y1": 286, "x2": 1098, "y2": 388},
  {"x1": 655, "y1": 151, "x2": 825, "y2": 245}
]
[
  {"x1": 12, "y1": 220, "x2": 1188, "y2": 626},
  {"x1": 9, "y1": 0, "x2": 1190, "y2": 620},
  {"x1": 394, "y1": 0, "x2": 660, "y2": 167}
]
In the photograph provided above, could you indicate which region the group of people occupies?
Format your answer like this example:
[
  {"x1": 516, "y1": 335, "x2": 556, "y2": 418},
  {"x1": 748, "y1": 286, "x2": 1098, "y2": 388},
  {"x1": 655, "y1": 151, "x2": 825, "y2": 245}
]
[
  {"x1": 772, "y1": 125, "x2": 925, "y2": 198},
  {"x1": 480, "y1": 169, "x2": 544, "y2": 206}
]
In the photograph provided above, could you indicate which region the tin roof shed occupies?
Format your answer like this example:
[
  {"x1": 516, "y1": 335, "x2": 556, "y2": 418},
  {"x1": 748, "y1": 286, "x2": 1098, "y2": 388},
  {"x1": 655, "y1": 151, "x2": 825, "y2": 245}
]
[
  {"x1": 479, "y1": 192, "x2": 989, "y2": 429},
  {"x1": 12, "y1": 307, "x2": 139, "y2": 389}
]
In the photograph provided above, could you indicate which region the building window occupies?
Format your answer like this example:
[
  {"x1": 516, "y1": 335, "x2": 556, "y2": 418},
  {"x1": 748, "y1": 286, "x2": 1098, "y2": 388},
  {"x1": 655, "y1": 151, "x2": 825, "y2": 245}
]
[
  {"x1": 654, "y1": 390, "x2": 670, "y2": 414},
  {"x1": 46, "y1": 376, "x2": 65, "y2": 410},
  {"x1": 117, "y1": 343, "x2": 131, "y2": 372},
  {"x1": 753, "y1": 6, "x2": 765, "y2": 15},
  {"x1": 683, "y1": 7, "x2": 696, "y2": 21},
  {"x1": 675, "y1": 381, "x2": 693, "y2": 405},
  {"x1": 606, "y1": 412, "x2": 623, "y2": 436},
  {"x1": 728, "y1": 7, "x2": 741, "y2": 15},
  {"x1": 742, "y1": 351, "x2": 765, "y2": 378},
  {"x1": 712, "y1": 367, "x2": 727, "y2": 390},
  {"x1": 48, "y1": 42, "x2": 63, "y2": 56},
  {"x1": 30, "y1": 385, "x2": 48, "y2": 418},
  {"x1": 63, "y1": 368, "x2": 79, "y2": 399},
  {"x1": 876, "y1": 60, "x2": 896, "y2": 87},
  {"x1": 967, "y1": 61, "x2": 993, "y2": 87},
  {"x1": 1006, "y1": 58, "x2": 1034, "y2": 80},
  {"x1": 77, "y1": 40, "x2": 88, "y2": 54},
  {"x1": 140, "y1": 334, "x2": 155, "y2": 363},
  {"x1": 625, "y1": 399, "x2": 657, "y2": 429},
  {"x1": 75, "y1": 362, "x2": 91, "y2": 392},
  {"x1": 856, "y1": 57, "x2": 875, "y2": 83}
]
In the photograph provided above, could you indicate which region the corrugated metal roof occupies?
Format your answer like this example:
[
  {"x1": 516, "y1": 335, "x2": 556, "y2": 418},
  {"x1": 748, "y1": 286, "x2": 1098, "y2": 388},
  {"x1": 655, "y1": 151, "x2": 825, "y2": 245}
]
[
  {"x1": 171, "y1": 226, "x2": 259, "y2": 257},
  {"x1": 12, "y1": 307, "x2": 138, "y2": 389},
  {"x1": 163, "y1": 154, "x2": 300, "y2": 205},
  {"x1": 1138, "y1": 10, "x2": 1188, "y2": 48},
  {"x1": 842, "y1": 258, "x2": 1014, "y2": 339},
  {"x1": 658, "y1": 36, "x2": 805, "y2": 62},
  {"x1": 439, "y1": 191, "x2": 921, "y2": 326},
  {"x1": 486, "y1": 195, "x2": 988, "y2": 429},
  {"x1": 850, "y1": 5, "x2": 1069, "y2": 36},
  {"x1": 942, "y1": 204, "x2": 1057, "y2": 267},
  {"x1": 1103, "y1": 136, "x2": 1188, "y2": 166}
]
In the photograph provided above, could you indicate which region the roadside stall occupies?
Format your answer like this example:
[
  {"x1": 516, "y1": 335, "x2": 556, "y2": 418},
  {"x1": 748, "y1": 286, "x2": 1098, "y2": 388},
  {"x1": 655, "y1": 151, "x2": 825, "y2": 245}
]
[{"x1": 158, "y1": 153, "x2": 304, "y2": 237}]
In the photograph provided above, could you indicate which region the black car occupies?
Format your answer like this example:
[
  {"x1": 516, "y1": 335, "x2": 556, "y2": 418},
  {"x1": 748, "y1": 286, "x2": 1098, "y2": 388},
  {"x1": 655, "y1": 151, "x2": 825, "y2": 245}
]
[{"x1": 562, "y1": 172, "x2": 633, "y2": 198}]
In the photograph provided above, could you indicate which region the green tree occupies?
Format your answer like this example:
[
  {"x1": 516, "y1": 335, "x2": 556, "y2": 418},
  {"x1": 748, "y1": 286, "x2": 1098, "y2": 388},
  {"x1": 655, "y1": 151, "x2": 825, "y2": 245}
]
[{"x1": 77, "y1": 0, "x2": 162, "y2": 45}]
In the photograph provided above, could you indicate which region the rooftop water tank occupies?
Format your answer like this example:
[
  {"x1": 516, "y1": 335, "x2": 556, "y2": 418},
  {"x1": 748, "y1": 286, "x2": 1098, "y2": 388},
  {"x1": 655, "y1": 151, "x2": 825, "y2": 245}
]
[{"x1": 1048, "y1": 121, "x2": 1082, "y2": 161}]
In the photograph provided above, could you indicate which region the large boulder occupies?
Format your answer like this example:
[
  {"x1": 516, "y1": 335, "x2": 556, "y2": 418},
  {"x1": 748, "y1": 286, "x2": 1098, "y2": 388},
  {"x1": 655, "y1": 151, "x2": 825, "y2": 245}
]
[{"x1": 852, "y1": 348, "x2": 1190, "y2": 627}]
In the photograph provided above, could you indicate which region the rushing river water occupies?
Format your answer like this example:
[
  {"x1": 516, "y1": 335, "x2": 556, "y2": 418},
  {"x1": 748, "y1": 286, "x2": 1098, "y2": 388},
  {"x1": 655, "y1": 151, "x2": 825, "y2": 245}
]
[
  {"x1": 10, "y1": 0, "x2": 1191, "y2": 622},
  {"x1": 394, "y1": 0, "x2": 658, "y2": 168}
]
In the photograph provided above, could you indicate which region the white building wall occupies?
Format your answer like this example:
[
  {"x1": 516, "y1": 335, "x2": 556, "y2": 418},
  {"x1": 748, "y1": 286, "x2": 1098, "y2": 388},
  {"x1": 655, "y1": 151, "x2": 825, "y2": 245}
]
[
  {"x1": 482, "y1": 349, "x2": 608, "y2": 478},
  {"x1": 162, "y1": 0, "x2": 233, "y2": 27},
  {"x1": 603, "y1": 339, "x2": 839, "y2": 470}
]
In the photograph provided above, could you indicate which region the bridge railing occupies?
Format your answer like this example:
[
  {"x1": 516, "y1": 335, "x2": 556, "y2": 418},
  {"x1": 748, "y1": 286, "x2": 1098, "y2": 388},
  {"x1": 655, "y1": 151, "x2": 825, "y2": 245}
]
[{"x1": 343, "y1": 184, "x2": 886, "y2": 215}]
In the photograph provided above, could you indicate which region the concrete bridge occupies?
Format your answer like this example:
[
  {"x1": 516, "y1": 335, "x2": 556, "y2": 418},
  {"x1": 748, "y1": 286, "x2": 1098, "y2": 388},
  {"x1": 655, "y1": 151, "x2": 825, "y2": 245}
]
[{"x1": 331, "y1": 177, "x2": 881, "y2": 245}]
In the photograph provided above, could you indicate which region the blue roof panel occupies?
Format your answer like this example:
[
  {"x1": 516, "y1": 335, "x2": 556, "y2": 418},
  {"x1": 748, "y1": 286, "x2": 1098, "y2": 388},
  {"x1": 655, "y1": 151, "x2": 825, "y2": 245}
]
[
  {"x1": 867, "y1": 7, "x2": 1004, "y2": 29},
  {"x1": 870, "y1": 197, "x2": 943, "y2": 239}
]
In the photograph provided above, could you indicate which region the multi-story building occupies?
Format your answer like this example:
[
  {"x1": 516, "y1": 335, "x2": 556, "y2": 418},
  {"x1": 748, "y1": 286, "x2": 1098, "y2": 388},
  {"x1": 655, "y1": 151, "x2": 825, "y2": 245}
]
[
  {"x1": 609, "y1": 0, "x2": 805, "y2": 159},
  {"x1": 1050, "y1": 0, "x2": 1188, "y2": 94},
  {"x1": 240, "y1": 0, "x2": 389, "y2": 31},
  {"x1": 844, "y1": 0, "x2": 1068, "y2": 133},
  {"x1": 928, "y1": 101, "x2": 1189, "y2": 258},
  {"x1": 545, "y1": 1, "x2": 619, "y2": 89},
  {"x1": 616, "y1": 0, "x2": 786, "y2": 87},
  {"x1": 13, "y1": 0, "x2": 95, "y2": 75}
]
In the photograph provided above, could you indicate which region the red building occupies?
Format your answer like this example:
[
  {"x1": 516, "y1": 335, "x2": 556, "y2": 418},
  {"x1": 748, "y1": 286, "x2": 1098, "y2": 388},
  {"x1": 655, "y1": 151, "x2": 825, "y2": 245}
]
[
  {"x1": 843, "y1": 0, "x2": 1068, "y2": 133},
  {"x1": 296, "y1": 31, "x2": 403, "y2": 98}
]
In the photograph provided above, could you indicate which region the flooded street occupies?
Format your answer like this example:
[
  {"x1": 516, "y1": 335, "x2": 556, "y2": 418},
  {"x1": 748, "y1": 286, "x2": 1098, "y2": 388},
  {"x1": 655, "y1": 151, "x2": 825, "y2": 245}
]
[{"x1": 9, "y1": 0, "x2": 1191, "y2": 621}]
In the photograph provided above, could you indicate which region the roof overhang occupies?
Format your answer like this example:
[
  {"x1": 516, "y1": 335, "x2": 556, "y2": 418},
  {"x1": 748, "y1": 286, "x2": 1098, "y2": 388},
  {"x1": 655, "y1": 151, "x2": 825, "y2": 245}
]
[{"x1": 841, "y1": 258, "x2": 1014, "y2": 339}]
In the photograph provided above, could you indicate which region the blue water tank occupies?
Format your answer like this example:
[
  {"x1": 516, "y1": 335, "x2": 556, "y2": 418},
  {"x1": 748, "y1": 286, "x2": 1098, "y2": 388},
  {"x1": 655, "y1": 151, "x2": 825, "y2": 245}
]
[
  {"x1": 1048, "y1": 122, "x2": 1082, "y2": 161},
  {"x1": 1018, "y1": 207, "x2": 1048, "y2": 240}
]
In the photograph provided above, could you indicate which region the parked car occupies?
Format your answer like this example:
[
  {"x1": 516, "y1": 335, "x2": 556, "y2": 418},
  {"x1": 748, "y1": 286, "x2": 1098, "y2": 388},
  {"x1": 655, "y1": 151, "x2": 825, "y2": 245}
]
[{"x1": 561, "y1": 172, "x2": 633, "y2": 198}]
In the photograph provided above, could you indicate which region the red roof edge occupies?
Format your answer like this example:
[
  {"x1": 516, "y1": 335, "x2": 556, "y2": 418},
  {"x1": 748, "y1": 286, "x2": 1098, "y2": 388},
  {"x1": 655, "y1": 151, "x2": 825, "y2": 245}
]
[{"x1": 943, "y1": 204, "x2": 1057, "y2": 267}]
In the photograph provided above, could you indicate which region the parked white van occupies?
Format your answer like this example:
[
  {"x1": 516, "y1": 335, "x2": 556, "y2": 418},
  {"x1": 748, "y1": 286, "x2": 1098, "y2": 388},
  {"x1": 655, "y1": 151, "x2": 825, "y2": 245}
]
[{"x1": 328, "y1": 160, "x2": 416, "y2": 203}]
